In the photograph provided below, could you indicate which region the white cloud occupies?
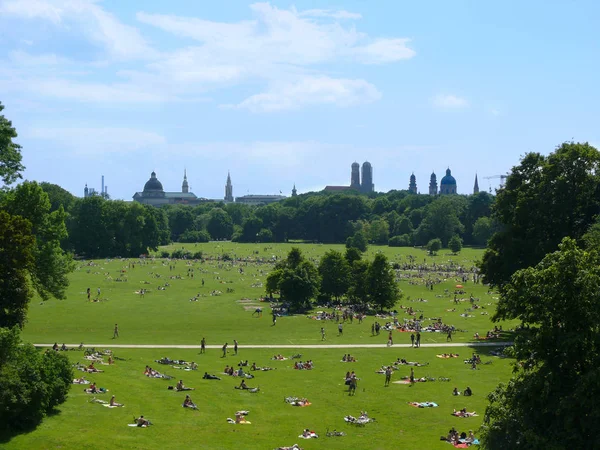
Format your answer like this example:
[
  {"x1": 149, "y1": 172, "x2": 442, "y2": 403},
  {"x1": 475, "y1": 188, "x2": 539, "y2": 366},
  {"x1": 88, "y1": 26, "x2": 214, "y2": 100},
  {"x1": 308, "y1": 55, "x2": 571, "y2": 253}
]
[
  {"x1": 2, "y1": 1, "x2": 414, "y2": 110},
  {"x1": 25, "y1": 127, "x2": 167, "y2": 155},
  {"x1": 226, "y1": 76, "x2": 381, "y2": 112},
  {"x1": 432, "y1": 94, "x2": 469, "y2": 109},
  {"x1": 1, "y1": 0, "x2": 154, "y2": 59}
]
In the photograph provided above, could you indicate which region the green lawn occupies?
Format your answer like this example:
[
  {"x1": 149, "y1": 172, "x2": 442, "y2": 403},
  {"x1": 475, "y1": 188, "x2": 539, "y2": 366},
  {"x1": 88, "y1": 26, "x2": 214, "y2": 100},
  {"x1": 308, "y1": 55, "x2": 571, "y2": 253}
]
[{"x1": 8, "y1": 243, "x2": 515, "y2": 449}]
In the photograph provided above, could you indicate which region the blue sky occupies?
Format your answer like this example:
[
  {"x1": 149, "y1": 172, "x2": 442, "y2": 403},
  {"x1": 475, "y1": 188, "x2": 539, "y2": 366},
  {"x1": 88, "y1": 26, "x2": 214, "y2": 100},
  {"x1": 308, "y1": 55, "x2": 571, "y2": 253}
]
[{"x1": 1, "y1": 0, "x2": 598, "y2": 200}]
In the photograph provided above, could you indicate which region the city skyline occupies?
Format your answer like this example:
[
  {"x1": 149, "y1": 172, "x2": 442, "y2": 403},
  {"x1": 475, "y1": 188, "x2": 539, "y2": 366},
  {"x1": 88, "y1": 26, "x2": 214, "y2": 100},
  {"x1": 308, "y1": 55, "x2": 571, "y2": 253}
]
[{"x1": 1, "y1": 1, "x2": 598, "y2": 200}]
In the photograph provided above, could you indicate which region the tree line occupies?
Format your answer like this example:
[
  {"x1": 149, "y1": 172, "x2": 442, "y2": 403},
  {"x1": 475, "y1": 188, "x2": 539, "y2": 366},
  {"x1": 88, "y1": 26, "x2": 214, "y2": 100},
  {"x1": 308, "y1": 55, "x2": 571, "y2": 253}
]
[{"x1": 39, "y1": 180, "x2": 496, "y2": 258}]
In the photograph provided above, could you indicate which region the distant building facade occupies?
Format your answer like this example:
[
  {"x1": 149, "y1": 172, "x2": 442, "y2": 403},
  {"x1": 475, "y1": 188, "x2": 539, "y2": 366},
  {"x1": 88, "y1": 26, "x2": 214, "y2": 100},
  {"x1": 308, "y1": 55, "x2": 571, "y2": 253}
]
[
  {"x1": 439, "y1": 168, "x2": 457, "y2": 195},
  {"x1": 235, "y1": 195, "x2": 286, "y2": 206},
  {"x1": 324, "y1": 161, "x2": 375, "y2": 194},
  {"x1": 429, "y1": 172, "x2": 438, "y2": 195},
  {"x1": 225, "y1": 172, "x2": 233, "y2": 202},
  {"x1": 408, "y1": 173, "x2": 417, "y2": 194},
  {"x1": 133, "y1": 171, "x2": 208, "y2": 206}
]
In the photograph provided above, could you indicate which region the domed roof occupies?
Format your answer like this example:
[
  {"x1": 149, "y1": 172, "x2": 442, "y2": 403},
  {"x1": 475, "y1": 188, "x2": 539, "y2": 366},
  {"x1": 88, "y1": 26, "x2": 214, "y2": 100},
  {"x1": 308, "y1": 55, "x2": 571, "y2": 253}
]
[
  {"x1": 363, "y1": 161, "x2": 372, "y2": 167},
  {"x1": 143, "y1": 171, "x2": 164, "y2": 192},
  {"x1": 352, "y1": 162, "x2": 360, "y2": 168},
  {"x1": 440, "y1": 168, "x2": 456, "y2": 185}
]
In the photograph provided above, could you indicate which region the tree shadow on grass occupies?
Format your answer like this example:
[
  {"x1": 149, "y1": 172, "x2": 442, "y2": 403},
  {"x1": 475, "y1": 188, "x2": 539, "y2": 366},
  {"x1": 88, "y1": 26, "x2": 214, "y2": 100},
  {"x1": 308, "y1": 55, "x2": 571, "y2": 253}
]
[{"x1": 0, "y1": 409, "x2": 62, "y2": 444}]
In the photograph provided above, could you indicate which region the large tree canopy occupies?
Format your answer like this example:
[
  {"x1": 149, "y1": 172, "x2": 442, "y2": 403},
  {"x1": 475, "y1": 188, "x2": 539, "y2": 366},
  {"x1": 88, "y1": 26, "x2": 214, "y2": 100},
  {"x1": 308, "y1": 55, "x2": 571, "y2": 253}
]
[
  {"x1": 0, "y1": 102, "x2": 24, "y2": 185},
  {"x1": 482, "y1": 238, "x2": 600, "y2": 449},
  {"x1": 480, "y1": 142, "x2": 600, "y2": 288}
]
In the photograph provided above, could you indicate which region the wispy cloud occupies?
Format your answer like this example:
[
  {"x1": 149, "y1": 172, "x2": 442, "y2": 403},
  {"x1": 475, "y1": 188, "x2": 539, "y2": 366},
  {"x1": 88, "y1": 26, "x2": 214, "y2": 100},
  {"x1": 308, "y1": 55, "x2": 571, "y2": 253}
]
[
  {"x1": 432, "y1": 94, "x2": 469, "y2": 109},
  {"x1": 225, "y1": 76, "x2": 382, "y2": 112}
]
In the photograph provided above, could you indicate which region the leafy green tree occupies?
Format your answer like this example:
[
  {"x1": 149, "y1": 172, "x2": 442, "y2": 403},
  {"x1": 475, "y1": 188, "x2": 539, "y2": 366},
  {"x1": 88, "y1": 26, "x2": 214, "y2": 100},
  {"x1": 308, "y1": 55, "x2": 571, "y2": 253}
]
[
  {"x1": 0, "y1": 211, "x2": 35, "y2": 328},
  {"x1": 344, "y1": 247, "x2": 362, "y2": 266},
  {"x1": 278, "y1": 261, "x2": 320, "y2": 311},
  {"x1": 39, "y1": 182, "x2": 76, "y2": 213},
  {"x1": 367, "y1": 253, "x2": 400, "y2": 310},
  {"x1": 346, "y1": 230, "x2": 368, "y2": 252},
  {"x1": 318, "y1": 250, "x2": 350, "y2": 301},
  {"x1": 416, "y1": 196, "x2": 465, "y2": 246},
  {"x1": 427, "y1": 238, "x2": 442, "y2": 255},
  {"x1": 0, "y1": 102, "x2": 25, "y2": 185},
  {"x1": 348, "y1": 259, "x2": 370, "y2": 305},
  {"x1": 207, "y1": 208, "x2": 233, "y2": 240},
  {"x1": 0, "y1": 327, "x2": 73, "y2": 431},
  {"x1": 240, "y1": 215, "x2": 263, "y2": 242},
  {"x1": 179, "y1": 229, "x2": 211, "y2": 243},
  {"x1": 266, "y1": 269, "x2": 283, "y2": 296},
  {"x1": 167, "y1": 207, "x2": 194, "y2": 241},
  {"x1": 481, "y1": 142, "x2": 600, "y2": 289},
  {"x1": 393, "y1": 215, "x2": 413, "y2": 236},
  {"x1": 472, "y1": 216, "x2": 494, "y2": 246},
  {"x1": 389, "y1": 234, "x2": 412, "y2": 247},
  {"x1": 369, "y1": 218, "x2": 390, "y2": 244},
  {"x1": 482, "y1": 238, "x2": 600, "y2": 449},
  {"x1": 256, "y1": 228, "x2": 274, "y2": 243},
  {"x1": 448, "y1": 234, "x2": 462, "y2": 254},
  {"x1": 2, "y1": 182, "x2": 75, "y2": 302}
]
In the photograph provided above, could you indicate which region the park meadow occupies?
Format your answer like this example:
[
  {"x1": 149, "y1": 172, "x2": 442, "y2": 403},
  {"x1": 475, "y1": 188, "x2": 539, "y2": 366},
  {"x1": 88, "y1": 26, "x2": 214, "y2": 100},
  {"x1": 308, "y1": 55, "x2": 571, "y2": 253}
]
[{"x1": 10, "y1": 243, "x2": 515, "y2": 450}]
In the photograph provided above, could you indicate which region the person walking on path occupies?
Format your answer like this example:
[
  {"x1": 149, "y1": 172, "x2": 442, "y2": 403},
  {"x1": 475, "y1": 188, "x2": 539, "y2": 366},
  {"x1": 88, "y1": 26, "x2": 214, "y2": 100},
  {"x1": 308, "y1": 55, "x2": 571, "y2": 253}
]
[
  {"x1": 272, "y1": 313, "x2": 277, "y2": 326},
  {"x1": 385, "y1": 366, "x2": 393, "y2": 387},
  {"x1": 410, "y1": 367, "x2": 415, "y2": 383},
  {"x1": 321, "y1": 327, "x2": 326, "y2": 341},
  {"x1": 416, "y1": 332, "x2": 421, "y2": 348},
  {"x1": 447, "y1": 330, "x2": 452, "y2": 342},
  {"x1": 410, "y1": 333, "x2": 415, "y2": 348},
  {"x1": 234, "y1": 340, "x2": 238, "y2": 355},
  {"x1": 387, "y1": 331, "x2": 393, "y2": 347},
  {"x1": 222, "y1": 343, "x2": 228, "y2": 358},
  {"x1": 113, "y1": 323, "x2": 119, "y2": 339},
  {"x1": 200, "y1": 338, "x2": 206, "y2": 354}
]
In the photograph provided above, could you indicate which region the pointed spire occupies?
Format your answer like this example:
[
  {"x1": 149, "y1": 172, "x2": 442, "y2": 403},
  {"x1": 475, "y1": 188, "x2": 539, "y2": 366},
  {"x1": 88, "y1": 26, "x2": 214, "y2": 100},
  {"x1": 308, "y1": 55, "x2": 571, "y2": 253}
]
[{"x1": 473, "y1": 173, "x2": 480, "y2": 195}]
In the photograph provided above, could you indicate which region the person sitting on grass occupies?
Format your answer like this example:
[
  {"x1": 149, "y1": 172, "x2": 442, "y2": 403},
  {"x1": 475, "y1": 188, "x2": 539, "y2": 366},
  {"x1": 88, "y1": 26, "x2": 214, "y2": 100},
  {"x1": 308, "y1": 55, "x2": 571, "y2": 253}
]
[
  {"x1": 464, "y1": 386, "x2": 473, "y2": 396},
  {"x1": 135, "y1": 416, "x2": 151, "y2": 427},
  {"x1": 190, "y1": 362, "x2": 198, "y2": 370},
  {"x1": 203, "y1": 372, "x2": 221, "y2": 380},
  {"x1": 182, "y1": 395, "x2": 198, "y2": 410},
  {"x1": 237, "y1": 379, "x2": 249, "y2": 390},
  {"x1": 109, "y1": 395, "x2": 124, "y2": 407},
  {"x1": 176, "y1": 379, "x2": 194, "y2": 391},
  {"x1": 453, "y1": 387, "x2": 460, "y2": 396}
]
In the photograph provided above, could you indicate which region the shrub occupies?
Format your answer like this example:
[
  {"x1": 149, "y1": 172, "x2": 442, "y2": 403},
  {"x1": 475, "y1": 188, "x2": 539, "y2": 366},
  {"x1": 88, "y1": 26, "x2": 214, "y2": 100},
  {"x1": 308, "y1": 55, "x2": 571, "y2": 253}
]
[
  {"x1": 179, "y1": 230, "x2": 210, "y2": 243},
  {"x1": 171, "y1": 249, "x2": 191, "y2": 259}
]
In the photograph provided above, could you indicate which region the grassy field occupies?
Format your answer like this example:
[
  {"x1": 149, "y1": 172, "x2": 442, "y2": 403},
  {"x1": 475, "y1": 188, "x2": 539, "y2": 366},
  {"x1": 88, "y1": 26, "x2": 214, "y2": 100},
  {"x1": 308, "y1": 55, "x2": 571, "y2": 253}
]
[{"x1": 8, "y1": 243, "x2": 516, "y2": 449}]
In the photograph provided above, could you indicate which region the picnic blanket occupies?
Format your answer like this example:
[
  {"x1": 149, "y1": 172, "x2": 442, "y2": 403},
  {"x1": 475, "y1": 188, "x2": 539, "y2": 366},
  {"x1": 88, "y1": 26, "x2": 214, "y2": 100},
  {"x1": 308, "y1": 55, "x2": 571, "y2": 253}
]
[
  {"x1": 298, "y1": 432, "x2": 318, "y2": 439},
  {"x1": 103, "y1": 404, "x2": 124, "y2": 408},
  {"x1": 408, "y1": 402, "x2": 438, "y2": 408}
]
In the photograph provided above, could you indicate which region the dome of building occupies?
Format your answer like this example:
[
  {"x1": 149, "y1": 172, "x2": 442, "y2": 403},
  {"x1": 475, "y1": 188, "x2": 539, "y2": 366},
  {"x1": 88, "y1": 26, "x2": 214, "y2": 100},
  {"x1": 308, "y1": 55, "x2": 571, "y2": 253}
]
[
  {"x1": 363, "y1": 161, "x2": 372, "y2": 168},
  {"x1": 440, "y1": 168, "x2": 456, "y2": 185},
  {"x1": 143, "y1": 171, "x2": 164, "y2": 192},
  {"x1": 352, "y1": 162, "x2": 360, "y2": 168}
]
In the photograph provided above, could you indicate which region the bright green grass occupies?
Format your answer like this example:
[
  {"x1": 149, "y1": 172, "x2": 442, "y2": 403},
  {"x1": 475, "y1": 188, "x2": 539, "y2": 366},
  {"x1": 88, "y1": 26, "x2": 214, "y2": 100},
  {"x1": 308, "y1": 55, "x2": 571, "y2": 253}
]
[
  {"x1": 21, "y1": 243, "x2": 511, "y2": 345},
  {"x1": 10, "y1": 243, "x2": 516, "y2": 449},
  {"x1": 6, "y1": 347, "x2": 513, "y2": 450}
]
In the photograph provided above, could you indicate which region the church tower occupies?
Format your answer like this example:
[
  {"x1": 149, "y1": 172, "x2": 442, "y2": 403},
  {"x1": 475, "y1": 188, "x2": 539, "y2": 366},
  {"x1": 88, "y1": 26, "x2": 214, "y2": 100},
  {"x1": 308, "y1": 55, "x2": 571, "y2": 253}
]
[
  {"x1": 292, "y1": 184, "x2": 297, "y2": 197},
  {"x1": 182, "y1": 169, "x2": 189, "y2": 193},
  {"x1": 84, "y1": 184, "x2": 89, "y2": 198},
  {"x1": 350, "y1": 162, "x2": 360, "y2": 189},
  {"x1": 225, "y1": 172, "x2": 233, "y2": 202},
  {"x1": 473, "y1": 174, "x2": 479, "y2": 194},
  {"x1": 361, "y1": 161, "x2": 374, "y2": 193},
  {"x1": 409, "y1": 173, "x2": 417, "y2": 194},
  {"x1": 429, "y1": 171, "x2": 438, "y2": 195}
]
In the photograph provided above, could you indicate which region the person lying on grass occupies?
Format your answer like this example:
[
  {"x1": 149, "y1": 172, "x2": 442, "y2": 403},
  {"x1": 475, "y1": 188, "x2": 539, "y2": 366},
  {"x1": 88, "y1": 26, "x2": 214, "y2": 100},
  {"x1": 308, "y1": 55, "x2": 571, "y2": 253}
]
[
  {"x1": 408, "y1": 402, "x2": 438, "y2": 408},
  {"x1": 452, "y1": 408, "x2": 478, "y2": 418},
  {"x1": 203, "y1": 372, "x2": 221, "y2": 380},
  {"x1": 235, "y1": 379, "x2": 257, "y2": 390},
  {"x1": 285, "y1": 397, "x2": 311, "y2": 407},
  {"x1": 73, "y1": 376, "x2": 89, "y2": 384},
  {"x1": 251, "y1": 362, "x2": 275, "y2": 371},
  {"x1": 176, "y1": 380, "x2": 195, "y2": 391},
  {"x1": 109, "y1": 396, "x2": 124, "y2": 407},
  {"x1": 182, "y1": 395, "x2": 198, "y2": 410}
]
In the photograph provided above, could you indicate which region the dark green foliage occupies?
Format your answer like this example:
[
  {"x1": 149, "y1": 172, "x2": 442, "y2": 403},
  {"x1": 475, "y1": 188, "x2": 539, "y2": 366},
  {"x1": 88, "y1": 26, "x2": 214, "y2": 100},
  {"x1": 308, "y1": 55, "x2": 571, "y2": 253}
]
[
  {"x1": 427, "y1": 238, "x2": 442, "y2": 255},
  {"x1": 388, "y1": 234, "x2": 412, "y2": 247},
  {"x1": 39, "y1": 182, "x2": 76, "y2": 213},
  {"x1": 472, "y1": 217, "x2": 494, "y2": 246},
  {"x1": 344, "y1": 247, "x2": 362, "y2": 266},
  {"x1": 346, "y1": 231, "x2": 368, "y2": 252},
  {"x1": 366, "y1": 254, "x2": 400, "y2": 310},
  {"x1": 415, "y1": 196, "x2": 466, "y2": 246},
  {"x1": 0, "y1": 211, "x2": 35, "y2": 328},
  {"x1": 170, "y1": 249, "x2": 192, "y2": 259},
  {"x1": 179, "y1": 230, "x2": 211, "y2": 243},
  {"x1": 480, "y1": 142, "x2": 600, "y2": 289},
  {"x1": 318, "y1": 250, "x2": 350, "y2": 301},
  {"x1": 448, "y1": 235, "x2": 462, "y2": 254},
  {"x1": 207, "y1": 208, "x2": 233, "y2": 240},
  {"x1": 256, "y1": 228, "x2": 274, "y2": 243},
  {"x1": 0, "y1": 102, "x2": 24, "y2": 185},
  {"x1": 348, "y1": 259, "x2": 369, "y2": 305},
  {"x1": 0, "y1": 327, "x2": 73, "y2": 431},
  {"x1": 481, "y1": 238, "x2": 600, "y2": 449}
]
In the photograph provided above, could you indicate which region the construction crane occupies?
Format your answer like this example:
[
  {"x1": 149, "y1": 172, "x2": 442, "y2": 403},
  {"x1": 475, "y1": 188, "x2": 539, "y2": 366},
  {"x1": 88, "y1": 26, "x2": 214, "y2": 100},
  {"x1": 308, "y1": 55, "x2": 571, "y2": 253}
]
[{"x1": 484, "y1": 175, "x2": 508, "y2": 193}]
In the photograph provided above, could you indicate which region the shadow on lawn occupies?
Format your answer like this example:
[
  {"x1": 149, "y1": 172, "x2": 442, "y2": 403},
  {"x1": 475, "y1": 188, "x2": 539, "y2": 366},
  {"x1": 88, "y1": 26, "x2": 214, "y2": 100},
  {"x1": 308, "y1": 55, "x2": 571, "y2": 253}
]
[{"x1": 0, "y1": 409, "x2": 62, "y2": 444}]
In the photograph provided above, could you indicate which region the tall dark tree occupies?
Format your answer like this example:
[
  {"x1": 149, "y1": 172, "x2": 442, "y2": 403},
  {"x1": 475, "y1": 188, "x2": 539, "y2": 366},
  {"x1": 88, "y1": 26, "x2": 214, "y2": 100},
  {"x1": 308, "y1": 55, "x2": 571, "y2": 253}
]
[
  {"x1": 207, "y1": 208, "x2": 233, "y2": 240},
  {"x1": 481, "y1": 142, "x2": 600, "y2": 289},
  {"x1": 482, "y1": 238, "x2": 600, "y2": 449},
  {"x1": 318, "y1": 250, "x2": 350, "y2": 301},
  {"x1": 366, "y1": 254, "x2": 400, "y2": 310},
  {"x1": 0, "y1": 102, "x2": 24, "y2": 185}
]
